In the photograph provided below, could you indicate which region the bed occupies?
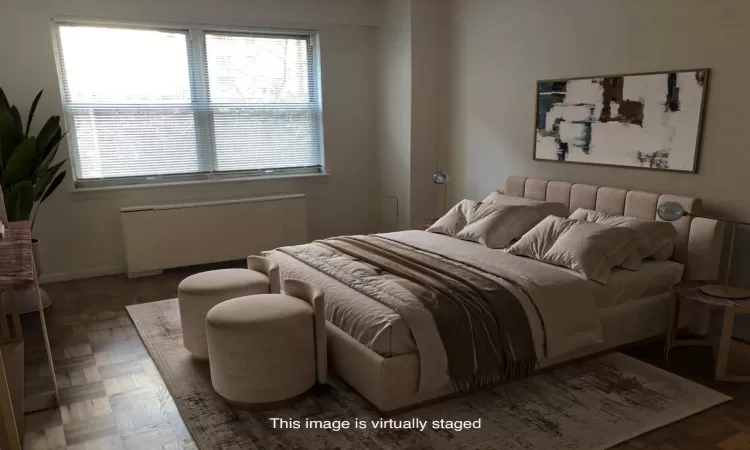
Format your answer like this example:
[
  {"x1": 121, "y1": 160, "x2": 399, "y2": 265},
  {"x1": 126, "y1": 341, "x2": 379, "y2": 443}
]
[{"x1": 264, "y1": 176, "x2": 725, "y2": 412}]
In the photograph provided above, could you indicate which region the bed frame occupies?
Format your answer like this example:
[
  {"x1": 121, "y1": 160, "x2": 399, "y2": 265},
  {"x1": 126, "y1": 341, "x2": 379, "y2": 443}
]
[{"x1": 315, "y1": 176, "x2": 726, "y2": 413}]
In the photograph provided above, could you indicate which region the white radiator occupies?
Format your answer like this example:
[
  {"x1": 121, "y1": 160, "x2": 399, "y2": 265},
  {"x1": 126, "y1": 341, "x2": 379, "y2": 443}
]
[{"x1": 120, "y1": 194, "x2": 307, "y2": 277}]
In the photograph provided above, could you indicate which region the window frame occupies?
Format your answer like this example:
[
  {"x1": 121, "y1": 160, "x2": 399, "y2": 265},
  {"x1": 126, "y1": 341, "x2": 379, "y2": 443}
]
[{"x1": 51, "y1": 19, "x2": 325, "y2": 190}]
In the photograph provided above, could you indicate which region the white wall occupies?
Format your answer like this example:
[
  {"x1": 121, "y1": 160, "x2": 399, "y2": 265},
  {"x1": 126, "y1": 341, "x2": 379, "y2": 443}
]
[
  {"x1": 448, "y1": 0, "x2": 750, "y2": 223},
  {"x1": 410, "y1": 0, "x2": 449, "y2": 224},
  {"x1": 378, "y1": 0, "x2": 412, "y2": 231},
  {"x1": 378, "y1": 0, "x2": 448, "y2": 230},
  {"x1": 448, "y1": 0, "x2": 750, "y2": 337},
  {"x1": 0, "y1": 0, "x2": 381, "y2": 281}
]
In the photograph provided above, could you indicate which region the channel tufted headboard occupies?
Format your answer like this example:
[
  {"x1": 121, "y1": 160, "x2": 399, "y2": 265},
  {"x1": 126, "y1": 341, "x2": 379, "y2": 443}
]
[{"x1": 503, "y1": 176, "x2": 725, "y2": 281}]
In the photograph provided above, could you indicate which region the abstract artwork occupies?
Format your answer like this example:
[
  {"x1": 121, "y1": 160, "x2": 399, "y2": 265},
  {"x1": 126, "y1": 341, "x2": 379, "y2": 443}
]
[{"x1": 533, "y1": 69, "x2": 709, "y2": 172}]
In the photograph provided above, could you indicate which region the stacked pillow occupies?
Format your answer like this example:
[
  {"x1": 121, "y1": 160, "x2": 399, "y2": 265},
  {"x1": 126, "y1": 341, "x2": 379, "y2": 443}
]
[
  {"x1": 506, "y1": 216, "x2": 641, "y2": 284},
  {"x1": 425, "y1": 196, "x2": 677, "y2": 285},
  {"x1": 568, "y1": 208, "x2": 677, "y2": 270},
  {"x1": 427, "y1": 199, "x2": 543, "y2": 249},
  {"x1": 482, "y1": 191, "x2": 568, "y2": 218}
]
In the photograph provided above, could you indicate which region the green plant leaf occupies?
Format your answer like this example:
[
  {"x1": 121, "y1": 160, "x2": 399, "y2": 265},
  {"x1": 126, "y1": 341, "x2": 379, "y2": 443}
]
[
  {"x1": 40, "y1": 130, "x2": 62, "y2": 162},
  {"x1": 9, "y1": 106, "x2": 23, "y2": 141},
  {"x1": 0, "y1": 112, "x2": 17, "y2": 170},
  {"x1": 36, "y1": 116, "x2": 60, "y2": 159},
  {"x1": 35, "y1": 141, "x2": 61, "y2": 178},
  {"x1": 26, "y1": 90, "x2": 43, "y2": 137},
  {"x1": 3, "y1": 138, "x2": 37, "y2": 185},
  {"x1": 40, "y1": 171, "x2": 65, "y2": 203},
  {"x1": 0, "y1": 87, "x2": 9, "y2": 116},
  {"x1": 6, "y1": 181, "x2": 34, "y2": 221},
  {"x1": 34, "y1": 160, "x2": 65, "y2": 200}
]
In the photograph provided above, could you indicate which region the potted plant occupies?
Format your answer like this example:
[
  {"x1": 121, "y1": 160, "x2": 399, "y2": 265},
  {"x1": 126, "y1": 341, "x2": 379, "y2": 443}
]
[{"x1": 1, "y1": 87, "x2": 67, "y2": 312}]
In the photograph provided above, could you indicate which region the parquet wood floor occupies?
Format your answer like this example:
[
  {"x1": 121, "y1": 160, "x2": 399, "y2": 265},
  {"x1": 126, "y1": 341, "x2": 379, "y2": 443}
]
[{"x1": 19, "y1": 264, "x2": 750, "y2": 449}]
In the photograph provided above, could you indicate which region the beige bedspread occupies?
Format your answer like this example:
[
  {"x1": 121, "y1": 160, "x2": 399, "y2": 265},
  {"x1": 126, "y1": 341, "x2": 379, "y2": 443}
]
[
  {"x1": 266, "y1": 230, "x2": 604, "y2": 391},
  {"x1": 280, "y1": 235, "x2": 536, "y2": 392}
]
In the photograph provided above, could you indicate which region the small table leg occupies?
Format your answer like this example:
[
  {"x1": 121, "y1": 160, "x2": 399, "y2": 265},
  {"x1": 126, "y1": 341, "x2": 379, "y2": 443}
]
[
  {"x1": 706, "y1": 307, "x2": 720, "y2": 357},
  {"x1": 665, "y1": 294, "x2": 681, "y2": 360},
  {"x1": 32, "y1": 264, "x2": 60, "y2": 405},
  {"x1": 715, "y1": 306, "x2": 750, "y2": 382},
  {"x1": 0, "y1": 352, "x2": 21, "y2": 450}
]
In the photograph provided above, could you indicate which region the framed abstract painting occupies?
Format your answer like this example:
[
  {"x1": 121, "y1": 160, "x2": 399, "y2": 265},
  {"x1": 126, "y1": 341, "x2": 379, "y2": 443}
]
[{"x1": 533, "y1": 68, "x2": 709, "y2": 173}]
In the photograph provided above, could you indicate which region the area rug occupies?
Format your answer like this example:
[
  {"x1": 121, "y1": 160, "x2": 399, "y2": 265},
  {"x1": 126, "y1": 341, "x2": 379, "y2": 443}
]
[{"x1": 128, "y1": 299, "x2": 731, "y2": 450}]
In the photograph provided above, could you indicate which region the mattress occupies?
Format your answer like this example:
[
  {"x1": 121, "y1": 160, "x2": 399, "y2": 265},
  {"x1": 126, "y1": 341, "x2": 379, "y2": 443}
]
[
  {"x1": 269, "y1": 238, "x2": 682, "y2": 359},
  {"x1": 592, "y1": 260, "x2": 684, "y2": 309}
]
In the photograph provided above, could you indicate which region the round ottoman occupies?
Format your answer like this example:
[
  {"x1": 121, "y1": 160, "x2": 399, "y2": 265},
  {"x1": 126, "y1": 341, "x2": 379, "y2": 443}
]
[
  {"x1": 206, "y1": 280, "x2": 326, "y2": 407},
  {"x1": 178, "y1": 268, "x2": 270, "y2": 360}
]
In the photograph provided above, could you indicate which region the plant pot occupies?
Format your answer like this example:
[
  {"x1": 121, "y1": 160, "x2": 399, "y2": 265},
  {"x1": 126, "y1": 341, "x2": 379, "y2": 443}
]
[{"x1": 2, "y1": 239, "x2": 51, "y2": 314}]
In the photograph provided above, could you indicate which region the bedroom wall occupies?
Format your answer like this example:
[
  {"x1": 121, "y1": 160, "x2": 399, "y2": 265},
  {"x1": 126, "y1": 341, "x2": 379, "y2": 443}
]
[
  {"x1": 448, "y1": 0, "x2": 750, "y2": 221},
  {"x1": 0, "y1": 0, "x2": 381, "y2": 282},
  {"x1": 378, "y1": 0, "x2": 448, "y2": 230},
  {"x1": 378, "y1": 0, "x2": 412, "y2": 231},
  {"x1": 447, "y1": 0, "x2": 750, "y2": 336}
]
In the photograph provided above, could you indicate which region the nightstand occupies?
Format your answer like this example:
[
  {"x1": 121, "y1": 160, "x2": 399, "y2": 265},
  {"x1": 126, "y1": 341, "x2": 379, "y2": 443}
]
[
  {"x1": 416, "y1": 218, "x2": 437, "y2": 231},
  {"x1": 666, "y1": 280, "x2": 750, "y2": 381}
]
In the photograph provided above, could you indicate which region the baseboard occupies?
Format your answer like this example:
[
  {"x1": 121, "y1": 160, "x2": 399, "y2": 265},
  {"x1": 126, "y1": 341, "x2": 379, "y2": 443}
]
[
  {"x1": 127, "y1": 269, "x2": 163, "y2": 279},
  {"x1": 38, "y1": 265, "x2": 125, "y2": 284}
]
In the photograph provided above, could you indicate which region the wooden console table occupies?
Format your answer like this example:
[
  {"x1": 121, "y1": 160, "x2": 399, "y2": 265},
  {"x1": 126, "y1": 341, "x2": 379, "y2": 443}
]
[{"x1": 0, "y1": 221, "x2": 59, "y2": 450}]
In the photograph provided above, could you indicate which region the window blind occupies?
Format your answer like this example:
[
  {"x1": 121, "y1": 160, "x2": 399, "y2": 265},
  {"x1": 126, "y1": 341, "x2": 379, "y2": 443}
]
[{"x1": 54, "y1": 23, "x2": 323, "y2": 187}]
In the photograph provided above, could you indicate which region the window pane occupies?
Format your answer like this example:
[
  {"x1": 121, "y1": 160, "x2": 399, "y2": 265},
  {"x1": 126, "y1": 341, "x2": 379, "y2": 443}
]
[
  {"x1": 205, "y1": 33, "x2": 311, "y2": 104},
  {"x1": 205, "y1": 33, "x2": 322, "y2": 172},
  {"x1": 71, "y1": 109, "x2": 200, "y2": 179},
  {"x1": 58, "y1": 26, "x2": 200, "y2": 179},
  {"x1": 212, "y1": 107, "x2": 320, "y2": 171}
]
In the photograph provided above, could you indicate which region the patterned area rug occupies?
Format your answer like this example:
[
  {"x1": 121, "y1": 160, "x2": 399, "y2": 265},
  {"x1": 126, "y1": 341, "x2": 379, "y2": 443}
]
[{"x1": 128, "y1": 298, "x2": 731, "y2": 450}]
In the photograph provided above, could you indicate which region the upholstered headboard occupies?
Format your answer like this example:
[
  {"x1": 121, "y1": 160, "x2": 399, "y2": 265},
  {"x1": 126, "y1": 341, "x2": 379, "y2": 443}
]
[{"x1": 503, "y1": 176, "x2": 725, "y2": 281}]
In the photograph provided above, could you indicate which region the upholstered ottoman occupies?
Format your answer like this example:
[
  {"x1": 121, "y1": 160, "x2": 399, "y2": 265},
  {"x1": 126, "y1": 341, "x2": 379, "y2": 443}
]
[
  {"x1": 206, "y1": 279, "x2": 327, "y2": 407},
  {"x1": 178, "y1": 256, "x2": 280, "y2": 360}
]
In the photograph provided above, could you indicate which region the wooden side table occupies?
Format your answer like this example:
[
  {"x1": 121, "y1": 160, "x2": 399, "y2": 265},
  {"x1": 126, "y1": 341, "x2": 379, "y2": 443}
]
[
  {"x1": 416, "y1": 218, "x2": 438, "y2": 231},
  {"x1": 0, "y1": 222, "x2": 59, "y2": 450},
  {"x1": 666, "y1": 280, "x2": 750, "y2": 382}
]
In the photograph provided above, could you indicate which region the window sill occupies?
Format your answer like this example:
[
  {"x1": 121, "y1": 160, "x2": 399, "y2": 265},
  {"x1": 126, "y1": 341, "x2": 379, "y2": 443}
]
[{"x1": 69, "y1": 172, "x2": 331, "y2": 194}]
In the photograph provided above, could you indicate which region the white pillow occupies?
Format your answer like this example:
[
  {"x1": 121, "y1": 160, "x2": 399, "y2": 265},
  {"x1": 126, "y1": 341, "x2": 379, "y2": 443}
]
[
  {"x1": 483, "y1": 191, "x2": 568, "y2": 218},
  {"x1": 456, "y1": 204, "x2": 543, "y2": 249},
  {"x1": 427, "y1": 200, "x2": 542, "y2": 248},
  {"x1": 427, "y1": 199, "x2": 476, "y2": 236},
  {"x1": 507, "y1": 216, "x2": 640, "y2": 284},
  {"x1": 568, "y1": 208, "x2": 677, "y2": 269}
]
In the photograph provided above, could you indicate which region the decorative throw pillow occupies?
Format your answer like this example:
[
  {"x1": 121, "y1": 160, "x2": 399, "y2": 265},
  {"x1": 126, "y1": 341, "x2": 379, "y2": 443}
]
[
  {"x1": 482, "y1": 191, "x2": 568, "y2": 218},
  {"x1": 456, "y1": 203, "x2": 543, "y2": 248},
  {"x1": 427, "y1": 199, "x2": 543, "y2": 248},
  {"x1": 569, "y1": 208, "x2": 677, "y2": 270},
  {"x1": 427, "y1": 199, "x2": 476, "y2": 237},
  {"x1": 507, "y1": 216, "x2": 640, "y2": 284},
  {"x1": 650, "y1": 241, "x2": 675, "y2": 260}
]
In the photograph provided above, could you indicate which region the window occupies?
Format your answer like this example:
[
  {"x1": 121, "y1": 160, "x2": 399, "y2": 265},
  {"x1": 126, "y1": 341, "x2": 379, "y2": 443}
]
[{"x1": 53, "y1": 22, "x2": 323, "y2": 188}]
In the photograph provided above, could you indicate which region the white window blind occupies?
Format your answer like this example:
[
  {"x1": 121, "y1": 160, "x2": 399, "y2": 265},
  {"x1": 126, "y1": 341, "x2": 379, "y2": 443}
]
[{"x1": 54, "y1": 23, "x2": 323, "y2": 187}]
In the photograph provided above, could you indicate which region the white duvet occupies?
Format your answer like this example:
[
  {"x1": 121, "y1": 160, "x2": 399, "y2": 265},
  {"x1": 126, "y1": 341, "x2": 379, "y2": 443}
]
[{"x1": 267, "y1": 230, "x2": 605, "y2": 391}]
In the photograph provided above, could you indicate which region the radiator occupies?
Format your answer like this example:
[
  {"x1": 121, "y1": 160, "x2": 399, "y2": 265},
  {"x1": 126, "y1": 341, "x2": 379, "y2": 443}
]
[{"x1": 120, "y1": 194, "x2": 307, "y2": 277}]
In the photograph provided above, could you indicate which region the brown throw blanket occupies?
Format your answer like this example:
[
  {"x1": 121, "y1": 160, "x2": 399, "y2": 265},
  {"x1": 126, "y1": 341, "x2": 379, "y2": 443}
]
[{"x1": 318, "y1": 235, "x2": 536, "y2": 392}]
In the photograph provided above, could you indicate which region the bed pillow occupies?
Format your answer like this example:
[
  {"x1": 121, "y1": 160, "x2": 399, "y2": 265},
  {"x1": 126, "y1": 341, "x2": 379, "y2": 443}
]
[
  {"x1": 482, "y1": 191, "x2": 568, "y2": 218},
  {"x1": 456, "y1": 203, "x2": 543, "y2": 248},
  {"x1": 651, "y1": 241, "x2": 675, "y2": 260},
  {"x1": 428, "y1": 200, "x2": 542, "y2": 248},
  {"x1": 427, "y1": 199, "x2": 476, "y2": 237},
  {"x1": 507, "y1": 216, "x2": 640, "y2": 284},
  {"x1": 569, "y1": 208, "x2": 677, "y2": 269}
]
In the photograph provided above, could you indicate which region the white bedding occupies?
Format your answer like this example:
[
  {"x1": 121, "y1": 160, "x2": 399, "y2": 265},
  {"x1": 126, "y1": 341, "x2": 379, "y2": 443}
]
[
  {"x1": 266, "y1": 230, "x2": 629, "y2": 391},
  {"x1": 269, "y1": 251, "x2": 683, "y2": 358},
  {"x1": 592, "y1": 260, "x2": 683, "y2": 309}
]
